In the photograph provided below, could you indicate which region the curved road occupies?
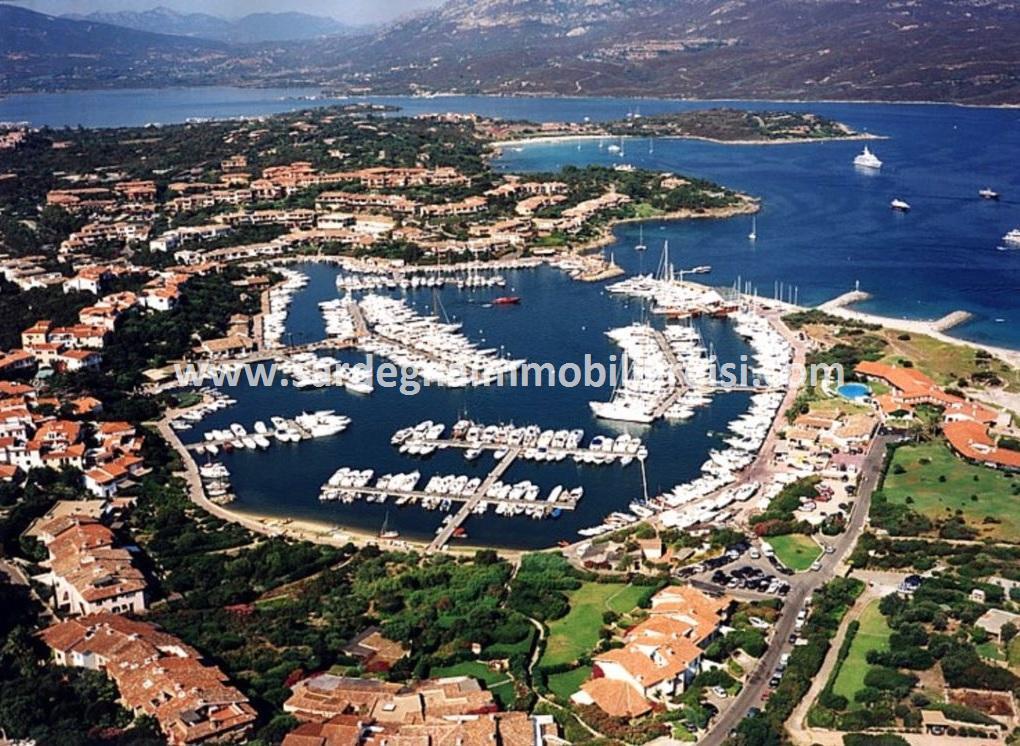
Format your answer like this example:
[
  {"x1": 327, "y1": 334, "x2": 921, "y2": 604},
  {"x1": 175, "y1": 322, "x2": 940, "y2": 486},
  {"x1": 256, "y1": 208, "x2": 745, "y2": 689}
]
[{"x1": 700, "y1": 433, "x2": 894, "y2": 745}]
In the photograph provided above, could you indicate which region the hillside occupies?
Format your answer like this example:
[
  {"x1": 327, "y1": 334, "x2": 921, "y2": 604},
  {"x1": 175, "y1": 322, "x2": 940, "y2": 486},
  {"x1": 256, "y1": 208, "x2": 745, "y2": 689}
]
[
  {"x1": 0, "y1": 3, "x2": 237, "y2": 91},
  {"x1": 304, "y1": 0, "x2": 1020, "y2": 104},
  {"x1": 4, "y1": 0, "x2": 1020, "y2": 104},
  {"x1": 64, "y1": 7, "x2": 362, "y2": 43}
]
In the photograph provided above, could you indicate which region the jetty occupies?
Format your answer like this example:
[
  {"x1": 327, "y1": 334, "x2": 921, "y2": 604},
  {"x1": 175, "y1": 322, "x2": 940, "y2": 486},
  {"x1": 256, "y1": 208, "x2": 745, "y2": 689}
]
[
  {"x1": 818, "y1": 289, "x2": 871, "y2": 311},
  {"x1": 428, "y1": 449, "x2": 522, "y2": 552}
]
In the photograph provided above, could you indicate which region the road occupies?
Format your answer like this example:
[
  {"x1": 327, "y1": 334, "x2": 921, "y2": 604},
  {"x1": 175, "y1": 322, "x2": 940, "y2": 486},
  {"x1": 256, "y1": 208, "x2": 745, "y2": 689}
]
[{"x1": 700, "y1": 432, "x2": 894, "y2": 745}]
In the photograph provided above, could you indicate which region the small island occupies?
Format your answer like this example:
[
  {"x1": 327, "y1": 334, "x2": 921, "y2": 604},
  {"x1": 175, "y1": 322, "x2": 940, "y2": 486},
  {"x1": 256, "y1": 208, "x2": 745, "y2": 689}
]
[
  {"x1": 484, "y1": 108, "x2": 873, "y2": 145},
  {"x1": 606, "y1": 108, "x2": 869, "y2": 143}
]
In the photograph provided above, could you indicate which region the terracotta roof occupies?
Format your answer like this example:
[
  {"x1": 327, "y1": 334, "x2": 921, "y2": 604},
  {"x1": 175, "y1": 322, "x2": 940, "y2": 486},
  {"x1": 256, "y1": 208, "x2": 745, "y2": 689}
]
[
  {"x1": 854, "y1": 361, "x2": 961, "y2": 405},
  {"x1": 595, "y1": 639, "x2": 701, "y2": 688},
  {"x1": 580, "y1": 678, "x2": 651, "y2": 718},
  {"x1": 944, "y1": 420, "x2": 1020, "y2": 470},
  {"x1": 40, "y1": 614, "x2": 254, "y2": 744}
]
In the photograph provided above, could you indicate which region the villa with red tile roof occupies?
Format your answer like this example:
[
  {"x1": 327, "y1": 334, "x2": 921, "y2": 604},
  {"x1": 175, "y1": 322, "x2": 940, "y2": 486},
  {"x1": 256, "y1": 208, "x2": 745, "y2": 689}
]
[
  {"x1": 41, "y1": 614, "x2": 256, "y2": 744},
  {"x1": 572, "y1": 585, "x2": 731, "y2": 718},
  {"x1": 38, "y1": 515, "x2": 146, "y2": 616}
]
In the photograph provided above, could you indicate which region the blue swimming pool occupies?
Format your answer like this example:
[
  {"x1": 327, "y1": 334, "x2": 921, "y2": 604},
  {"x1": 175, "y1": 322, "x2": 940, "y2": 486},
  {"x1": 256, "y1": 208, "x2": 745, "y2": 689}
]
[{"x1": 837, "y1": 383, "x2": 872, "y2": 401}]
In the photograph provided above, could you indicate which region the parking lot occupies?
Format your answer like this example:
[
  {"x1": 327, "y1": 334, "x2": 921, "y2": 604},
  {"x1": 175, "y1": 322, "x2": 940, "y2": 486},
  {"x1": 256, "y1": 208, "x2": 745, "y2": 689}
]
[{"x1": 674, "y1": 542, "x2": 796, "y2": 597}]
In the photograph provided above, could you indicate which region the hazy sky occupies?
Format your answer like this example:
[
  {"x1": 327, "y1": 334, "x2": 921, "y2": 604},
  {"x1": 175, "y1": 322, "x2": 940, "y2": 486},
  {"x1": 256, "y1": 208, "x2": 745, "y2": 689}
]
[{"x1": 8, "y1": 0, "x2": 444, "y2": 23}]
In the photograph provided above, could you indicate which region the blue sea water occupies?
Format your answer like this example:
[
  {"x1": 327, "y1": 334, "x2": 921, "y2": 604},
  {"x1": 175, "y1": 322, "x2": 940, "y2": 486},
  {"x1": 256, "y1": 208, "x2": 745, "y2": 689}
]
[
  {"x1": 186, "y1": 261, "x2": 752, "y2": 548},
  {"x1": 3, "y1": 88, "x2": 1019, "y2": 347},
  {"x1": 4, "y1": 87, "x2": 1020, "y2": 546}
]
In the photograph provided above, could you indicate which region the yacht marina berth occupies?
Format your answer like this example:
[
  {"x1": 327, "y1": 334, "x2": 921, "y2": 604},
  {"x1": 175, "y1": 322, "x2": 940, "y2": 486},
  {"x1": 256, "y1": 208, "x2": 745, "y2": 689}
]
[
  {"x1": 320, "y1": 293, "x2": 526, "y2": 387},
  {"x1": 168, "y1": 388, "x2": 237, "y2": 432},
  {"x1": 188, "y1": 410, "x2": 350, "y2": 452},
  {"x1": 392, "y1": 419, "x2": 647, "y2": 465},
  {"x1": 262, "y1": 267, "x2": 308, "y2": 348}
]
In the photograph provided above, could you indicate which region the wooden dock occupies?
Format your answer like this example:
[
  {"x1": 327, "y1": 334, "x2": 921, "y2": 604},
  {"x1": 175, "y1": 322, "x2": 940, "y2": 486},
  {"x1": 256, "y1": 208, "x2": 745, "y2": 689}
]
[
  {"x1": 348, "y1": 300, "x2": 370, "y2": 338},
  {"x1": 321, "y1": 444, "x2": 582, "y2": 554}
]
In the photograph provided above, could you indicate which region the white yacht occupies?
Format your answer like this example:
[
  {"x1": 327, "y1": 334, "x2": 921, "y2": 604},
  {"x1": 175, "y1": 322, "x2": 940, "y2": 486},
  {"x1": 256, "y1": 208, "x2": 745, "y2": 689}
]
[
  {"x1": 854, "y1": 146, "x2": 882, "y2": 169},
  {"x1": 1001, "y1": 229, "x2": 1020, "y2": 248},
  {"x1": 891, "y1": 198, "x2": 911, "y2": 212}
]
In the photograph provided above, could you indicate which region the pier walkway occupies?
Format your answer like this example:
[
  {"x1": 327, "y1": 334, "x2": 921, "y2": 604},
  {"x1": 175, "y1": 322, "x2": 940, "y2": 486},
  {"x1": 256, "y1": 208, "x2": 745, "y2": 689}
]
[
  {"x1": 427, "y1": 448, "x2": 522, "y2": 552},
  {"x1": 649, "y1": 328, "x2": 689, "y2": 420},
  {"x1": 348, "y1": 300, "x2": 370, "y2": 338}
]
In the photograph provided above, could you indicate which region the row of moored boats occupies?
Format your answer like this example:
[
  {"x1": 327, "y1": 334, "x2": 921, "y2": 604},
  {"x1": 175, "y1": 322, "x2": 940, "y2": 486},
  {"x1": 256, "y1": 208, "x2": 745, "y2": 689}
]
[
  {"x1": 193, "y1": 410, "x2": 350, "y2": 455},
  {"x1": 264, "y1": 268, "x2": 309, "y2": 348}
]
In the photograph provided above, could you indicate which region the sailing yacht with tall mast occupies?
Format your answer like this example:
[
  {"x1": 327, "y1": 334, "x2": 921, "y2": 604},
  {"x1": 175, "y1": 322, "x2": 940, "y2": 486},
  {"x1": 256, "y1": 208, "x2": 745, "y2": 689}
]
[
  {"x1": 635, "y1": 224, "x2": 647, "y2": 251},
  {"x1": 748, "y1": 215, "x2": 757, "y2": 242}
]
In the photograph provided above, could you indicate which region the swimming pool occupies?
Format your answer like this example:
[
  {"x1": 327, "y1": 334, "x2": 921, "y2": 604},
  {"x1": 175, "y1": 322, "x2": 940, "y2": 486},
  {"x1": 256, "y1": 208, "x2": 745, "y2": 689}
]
[{"x1": 837, "y1": 383, "x2": 871, "y2": 401}]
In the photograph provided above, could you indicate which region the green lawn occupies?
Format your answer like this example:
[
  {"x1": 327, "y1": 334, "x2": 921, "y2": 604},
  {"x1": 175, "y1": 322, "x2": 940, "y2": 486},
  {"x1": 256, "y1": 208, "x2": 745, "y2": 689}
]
[
  {"x1": 768, "y1": 534, "x2": 822, "y2": 572},
  {"x1": 485, "y1": 628, "x2": 535, "y2": 658},
  {"x1": 977, "y1": 641, "x2": 1005, "y2": 662},
  {"x1": 831, "y1": 601, "x2": 892, "y2": 706},
  {"x1": 1009, "y1": 637, "x2": 1020, "y2": 669},
  {"x1": 546, "y1": 665, "x2": 591, "y2": 701},
  {"x1": 539, "y1": 582, "x2": 651, "y2": 667},
  {"x1": 489, "y1": 680, "x2": 515, "y2": 708},
  {"x1": 882, "y1": 440, "x2": 1020, "y2": 542}
]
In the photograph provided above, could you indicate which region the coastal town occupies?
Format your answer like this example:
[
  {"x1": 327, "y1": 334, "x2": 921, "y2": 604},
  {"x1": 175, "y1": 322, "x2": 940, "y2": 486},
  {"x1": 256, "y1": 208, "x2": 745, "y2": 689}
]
[{"x1": 1, "y1": 100, "x2": 1020, "y2": 746}]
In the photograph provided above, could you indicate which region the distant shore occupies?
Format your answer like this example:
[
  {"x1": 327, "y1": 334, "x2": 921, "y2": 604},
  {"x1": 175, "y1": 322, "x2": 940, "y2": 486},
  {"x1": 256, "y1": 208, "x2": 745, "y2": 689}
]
[{"x1": 489, "y1": 132, "x2": 884, "y2": 149}]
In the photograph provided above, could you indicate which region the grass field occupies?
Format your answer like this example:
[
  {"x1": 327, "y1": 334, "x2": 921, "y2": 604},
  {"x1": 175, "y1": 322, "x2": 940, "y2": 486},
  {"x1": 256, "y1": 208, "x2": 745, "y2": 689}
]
[
  {"x1": 485, "y1": 628, "x2": 535, "y2": 658},
  {"x1": 880, "y1": 331, "x2": 1020, "y2": 392},
  {"x1": 882, "y1": 440, "x2": 1020, "y2": 542},
  {"x1": 546, "y1": 666, "x2": 591, "y2": 701},
  {"x1": 489, "y1": 681, "x2": 515, "y2": 707},
  {"x1": 831, "y1": 601, "x2": 891, "y2": 706},
  {"x1": 539, "y1": 582, "x2": 651, "y2": 668},
  {"x1": 769, "y1": 533, "x2": 822, "y2": 572},
  {"x1": 1009, "y1": 637, "x2": 1020, "y2": 670},
  {"x1": 977, "y1": 641, "x2": 1005, "y2": 662}
]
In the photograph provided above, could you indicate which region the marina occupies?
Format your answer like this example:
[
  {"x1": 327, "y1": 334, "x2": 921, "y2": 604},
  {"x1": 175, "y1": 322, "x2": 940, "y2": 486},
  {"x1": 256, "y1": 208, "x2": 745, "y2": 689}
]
[
  {"x1": 320, "y1": 293, "x2": 527, "y2": 386},
  {"x1": 173, "y1": 259, "x2": 761, "y2": 548},
  {"x1": 145, "y1": 96, "x2": 1020, "y2": 550},
  {"x1": 188, "y1": 409, "x2": 350, "y2": 454}
]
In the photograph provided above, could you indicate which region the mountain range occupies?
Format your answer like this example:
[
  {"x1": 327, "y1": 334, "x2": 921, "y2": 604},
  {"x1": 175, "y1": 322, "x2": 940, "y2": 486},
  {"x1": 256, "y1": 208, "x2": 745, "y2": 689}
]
[
  {"x1": 62, "y1": 6, "x2": 363, "y2": 43},
  {"x1": 3, "y1": 0, "x2": 1020, "y2": 104}
]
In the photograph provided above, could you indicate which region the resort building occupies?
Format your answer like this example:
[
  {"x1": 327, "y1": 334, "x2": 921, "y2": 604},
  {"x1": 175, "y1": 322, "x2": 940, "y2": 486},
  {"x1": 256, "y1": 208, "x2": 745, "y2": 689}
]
[
  {"x1": 572, "y1": 585, "x2": 730, "y2": 717},
  {"x1": 342, "y1": 626, "x2": 409, "y2": 672},
  {"x1": 282, "y1": 673, "x2": 562, "y2": 746},
  {"x1": 37, "y1": 515, "x2": 146, "y2": 616},
  {"x1": 41, "y1": 614, "x2": 256, "y2": 744},
  {"x1": 282, "y1": 711, "x2": 561, "y2": 746},
  {"x1": 284, "y1": 674, "x2": 496, "y2": 723},
  {"x1": 855, "y1": 361, "x2": 1017, "y2": 470}
]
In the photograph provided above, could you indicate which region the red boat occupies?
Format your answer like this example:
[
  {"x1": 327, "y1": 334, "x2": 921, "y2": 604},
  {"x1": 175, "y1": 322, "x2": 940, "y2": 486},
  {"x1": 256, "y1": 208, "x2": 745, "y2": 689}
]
[
  {"x1": 452, "y1": 527, "x2": 468, "y2": 538},
  {"x1": 492, "y1": 296, "x2": 521, "y2": 305}
]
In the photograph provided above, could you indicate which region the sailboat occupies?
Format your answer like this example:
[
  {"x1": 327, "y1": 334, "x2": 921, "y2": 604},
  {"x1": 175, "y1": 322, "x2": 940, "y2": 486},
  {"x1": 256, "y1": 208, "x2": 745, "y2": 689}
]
[
  {"x1": 635, "y1": 224, "x2": 647, "y2": 252},
  {"x1": 648, "y1": 138, "x2": 654, "y2": 155},
  {"x1": 379, "y1": 510, "x2": 399, "y2": 539},
  {"x1": 748, "y1": 215, "x2": 757, "y2": 242}
]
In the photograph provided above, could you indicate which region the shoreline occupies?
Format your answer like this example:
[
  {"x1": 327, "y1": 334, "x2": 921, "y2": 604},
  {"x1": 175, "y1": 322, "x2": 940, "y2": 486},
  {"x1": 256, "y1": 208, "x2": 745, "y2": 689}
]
[
  {"x1": 489, "y1": 132, "x2": 884, "y2": 149},
  {"x1": 5, "y1": 86, "x2": 1019, "y2": 111}
]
